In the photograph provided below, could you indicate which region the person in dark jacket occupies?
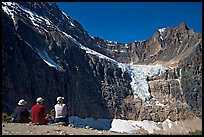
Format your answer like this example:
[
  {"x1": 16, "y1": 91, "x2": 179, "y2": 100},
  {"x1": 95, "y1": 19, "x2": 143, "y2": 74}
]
[
  {"x1": 12, "y1": 99, "x2": 30, "y2": 123},
  {"x1": 31, "y1": 97, "x2": 46, "y2": 125}
]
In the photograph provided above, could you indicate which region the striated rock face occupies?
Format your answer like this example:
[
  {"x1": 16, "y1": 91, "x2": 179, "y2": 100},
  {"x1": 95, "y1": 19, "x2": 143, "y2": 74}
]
[
  {"x1": 2, "y1": 2, "x2": 202, "y2": 122},
  {"x1": 93, "y1": 22, "x2": 202, "y2": 66}
]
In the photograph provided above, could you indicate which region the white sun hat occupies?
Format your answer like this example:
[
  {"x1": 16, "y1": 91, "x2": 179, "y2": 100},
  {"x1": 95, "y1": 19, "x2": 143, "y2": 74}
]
[
  {"x1": 57, "y1": 96, "x2": 64, "y2": 101},
  {"x1": 36, "y1": 97, "x2": 44, "y2": 103},
  {"x1": 18, "y1": 99, "x2": 27, "y2": 106}
]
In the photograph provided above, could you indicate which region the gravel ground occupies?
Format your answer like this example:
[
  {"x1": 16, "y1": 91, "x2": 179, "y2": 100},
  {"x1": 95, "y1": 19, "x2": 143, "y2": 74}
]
[
  {"x1": 2, "y1": 117, "x2": 202, "y2": 135},
  {"x1": 2, "y1": 122, "x2": 128, "y2": 135}
]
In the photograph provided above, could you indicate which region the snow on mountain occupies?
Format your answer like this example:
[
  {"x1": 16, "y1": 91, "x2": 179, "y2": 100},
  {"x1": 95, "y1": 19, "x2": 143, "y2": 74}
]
[
  {"x1": 2, "y1": 2, "x2": 16, "y2": 23},
  {"x1": 61, "y1": 11, "x2": 75, "y2": 27},
  {"x1": 23, "y1": 39, "x2": 65, "y2": 71},
  {"x1": 134, "y1": 40, "x2": 146, "y2": 43},
  {"x1": 38, "y1": 50, "x2": 65, "y2": 72},
  {"x1": 158, "y1": 28, "x2": 166, "y2": 33},
  {"x1": 158, "y1": 27, "x2": 166, "y2": 40},
  {"x1": 68, "y1": 116, "x2": 184, "y2": 134},
  {"x1": 2, "y1": 2, "x2": 66, "y2": 72},
  {"x1": 61, "y1": 30, "x2": 119, "y2": 65},
  {"x1": 2, "y1": 2, "x2": 54, "y2": 32}
]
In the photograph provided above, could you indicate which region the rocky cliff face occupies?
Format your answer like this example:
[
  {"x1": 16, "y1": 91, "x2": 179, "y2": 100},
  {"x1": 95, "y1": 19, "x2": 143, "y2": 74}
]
[
  {"x1": 92, "y1": 22, "x2": 202, "y2": 66},
  {"x1": 2, "y1": 2, "x2": 202, "y2": 122}
]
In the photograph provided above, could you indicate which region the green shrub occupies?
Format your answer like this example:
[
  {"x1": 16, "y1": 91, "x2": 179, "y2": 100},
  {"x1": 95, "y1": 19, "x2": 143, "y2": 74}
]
[
  {"x1": 2, "y1": 113, "x2": 7, "y2": 122},
  {"x1": 50, "y1": 109, "x2": 55, "y2": 117},
  {"x1": 2, "y1": 113, "x2": 12, "y2": 122},
  {"x1": 188, "y1": 129, "x2": 202, "y2": 135}
]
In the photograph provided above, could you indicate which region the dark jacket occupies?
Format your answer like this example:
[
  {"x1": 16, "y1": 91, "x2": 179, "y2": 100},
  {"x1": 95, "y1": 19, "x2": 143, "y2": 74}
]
[{"x1": 13, "y1": 105, "x2": 30, "y2": 123}]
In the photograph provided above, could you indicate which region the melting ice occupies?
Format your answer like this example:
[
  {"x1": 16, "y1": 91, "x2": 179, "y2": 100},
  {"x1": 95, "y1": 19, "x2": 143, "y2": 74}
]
[{"x1": 118, "y1": 63, "x2": 167, "y2": 101}]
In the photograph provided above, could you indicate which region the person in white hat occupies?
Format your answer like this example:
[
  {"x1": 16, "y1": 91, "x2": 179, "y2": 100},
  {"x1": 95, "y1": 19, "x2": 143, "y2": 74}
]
[
  {"x1": 54, "y1": 96, "x2": 69, "y2": 126},
  {"x1": 31, "y1": 97, "x2": 46, "y2": 125},
  {"x1": 12, "y1": 99, "x2": 30, "y2": 123}
]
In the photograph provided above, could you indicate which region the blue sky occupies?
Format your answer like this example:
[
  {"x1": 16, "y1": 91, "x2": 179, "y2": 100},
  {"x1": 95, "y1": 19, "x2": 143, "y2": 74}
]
[{"x1": 57, "y1": 2, "x2": 202, "y2": 44}]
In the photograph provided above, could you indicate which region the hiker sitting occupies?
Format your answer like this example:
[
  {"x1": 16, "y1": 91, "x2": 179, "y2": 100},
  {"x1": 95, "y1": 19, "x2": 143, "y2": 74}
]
[
  {"x1": 54, "y1": 96, "x2": 69, "y2": 126},
  {"x1": 31, "y1": 97, "x2": 46, "y2": 125},
  {"x1": 12, "y1": 99, "x2": 31, "y2": 123}
]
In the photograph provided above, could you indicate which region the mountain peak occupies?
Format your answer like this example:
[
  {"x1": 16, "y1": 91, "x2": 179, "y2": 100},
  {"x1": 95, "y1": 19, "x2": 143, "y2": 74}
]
[{"x1": 178, "y1": 22, "x2": 188, "y2": 30}]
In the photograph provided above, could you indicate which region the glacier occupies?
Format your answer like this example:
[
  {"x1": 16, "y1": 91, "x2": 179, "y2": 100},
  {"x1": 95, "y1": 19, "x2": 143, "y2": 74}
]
[{"x1": 118, "y1": 64, "x2": 167, "y2": 101}]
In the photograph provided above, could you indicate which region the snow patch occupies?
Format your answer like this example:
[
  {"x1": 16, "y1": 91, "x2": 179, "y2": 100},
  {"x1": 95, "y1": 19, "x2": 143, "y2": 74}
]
[
  {"x1": 2, "y1": 2, "x2": 17, "y2": 25},
  {"x1": 158, "y1": 28, "x2": 166, "y2": 40},
  {"x1": 134, "y1": 120, "x2": 161, "y2": 133},
  {"x1": 158, "y1": 28, "x2": 166, "y2": 33},
  {"x1": 134, "y1": 40, "x2": 145, "y2": 43},
  {"x1": 62, "y1": 11, "x2": 75, "y2": 27},
  {"x1": 110, "y1": 119, "x2": 140, "y2": 133},
  {"x1": 37, "y1": 50, "x2": 65, "y2": 72},
  {"x1": 69, "y1": 116, "x2": 164, "y2": 134},
  {"x1": 2, "y1": 2, "x2": 55, "y2": 32},
  {"x1": 160, "y1": 36, "x2": 163, "y2": 40},
  {"x1": 62, "y1": 31, "x2": 119, "y2": 65},
  {"x1": 68, "y1": 116, "x2": 185, "y2": 134},
  {"x1": 162, "y1": 119, "x2": 173, "y2": 129}
]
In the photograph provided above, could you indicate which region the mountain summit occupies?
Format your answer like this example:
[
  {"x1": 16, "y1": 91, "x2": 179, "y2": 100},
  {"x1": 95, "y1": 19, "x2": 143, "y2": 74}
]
[{"x1": 178, "y1": 22, "x2": 189, "y2": 30}]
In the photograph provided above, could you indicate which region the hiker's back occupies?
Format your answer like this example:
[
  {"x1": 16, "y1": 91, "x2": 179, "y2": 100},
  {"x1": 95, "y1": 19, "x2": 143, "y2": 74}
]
[
  {"x1": 31, "y1": 97, "x2": 46, "y2": 125},
  {"x1": 12, "y1": 99, "x2": 30, "y2": 123}
]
